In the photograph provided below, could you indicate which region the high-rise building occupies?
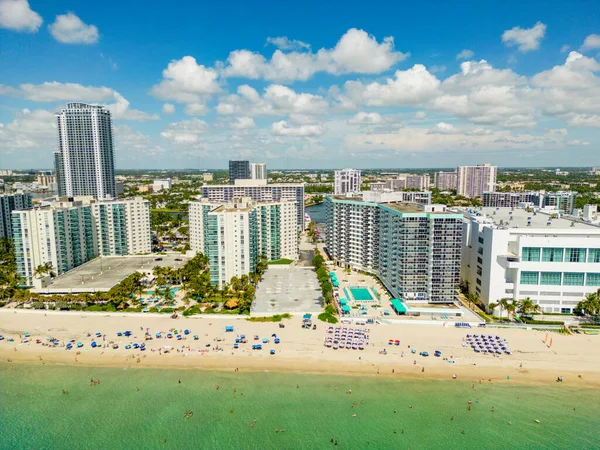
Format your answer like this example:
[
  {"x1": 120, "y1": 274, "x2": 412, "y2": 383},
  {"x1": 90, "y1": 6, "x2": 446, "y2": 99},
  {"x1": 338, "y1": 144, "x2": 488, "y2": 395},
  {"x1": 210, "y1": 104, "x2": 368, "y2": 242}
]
[
  {"x1": 434, "y1": 171, "x2": 458, "y2": 191},
  {"x1": 200, "y1": 179, "x2": 305, "y2": 229},
  {"x1": 37, "y1": 171, "x2": 56, "y2": 188},
  {"x1": 456, "y1": 164, "x2": 497, "y2": 198},
  {"x1": 90, "y1": 197, "x2": 151, "y2": 256},
  {"x1": 326, "y1": 196, "x2": 463, "y2": 303},
  {"x1": 54, "y1": 103, "x2": 116, "y2": 199},
  {"x1": 189, "y1": 197, "x2": 298, "y2": 286},
  {"x1": 362, "y1": 190, "x2": 432, "y2": 205},
  {"x1": 0, "y1": 193, "x2": 33, "y2": 240},
  {"x1": 12, "y1": 196, "x2": 151, "y2": 285},
  {"x1": 229, "y1": 160, "x2": 250, "y2": 185},
  {"x1": 250, "y1": 163, "x2": 267, "y2": 180},
  {"x1": 461, "y1": 206, "x2": 600, "y2": 314},
  {"x1": 371, "y1": 174, "x2": 430, "y2": 191},
  {"x1": 481, "y1": 191, "x2": 577, "y2": 214},
  {"x1": 334, "y1": 168, "x2": 361, "y2": 195}
]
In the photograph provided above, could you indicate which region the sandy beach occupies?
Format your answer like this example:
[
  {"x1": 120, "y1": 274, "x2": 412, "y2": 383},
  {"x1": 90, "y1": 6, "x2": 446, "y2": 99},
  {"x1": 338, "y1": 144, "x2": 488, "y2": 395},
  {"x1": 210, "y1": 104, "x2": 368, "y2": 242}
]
[{"x1": 1, "y1": 309, "x2": 599, "y2": 387}]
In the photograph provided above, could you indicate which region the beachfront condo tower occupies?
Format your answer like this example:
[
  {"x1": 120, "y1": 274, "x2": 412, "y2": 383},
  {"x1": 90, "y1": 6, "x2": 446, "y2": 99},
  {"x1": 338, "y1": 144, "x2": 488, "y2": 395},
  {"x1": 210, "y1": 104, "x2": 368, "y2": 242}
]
[
  {"x1": 200, "y1": 179, "x2": 305, "y2": 230},
  {"x1": 189, "y1": 197, "x2": 298, "y2": 286},
  {"x1": 461, "y1": 205, "x2": 600, "y2": 314},
  {"x1": 12, "y1": 196, "x2": 151, "y2": 285},
  {"x1": 325, "y1": 196, "x2": 463, "y2": 303},
  {"x1": 54, "y1": 103, "x2": 116, "y2": 200},
  {"x1": 250, "y1": 163, "x2": 267, "y2": 180}
]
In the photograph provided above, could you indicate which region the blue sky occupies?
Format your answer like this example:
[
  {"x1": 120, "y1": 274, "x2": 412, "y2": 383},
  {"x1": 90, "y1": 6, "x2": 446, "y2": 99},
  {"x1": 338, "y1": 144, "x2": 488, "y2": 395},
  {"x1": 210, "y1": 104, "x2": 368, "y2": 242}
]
[{"x1": 1, "y1": 0, "x2": 600, "y2": 170}]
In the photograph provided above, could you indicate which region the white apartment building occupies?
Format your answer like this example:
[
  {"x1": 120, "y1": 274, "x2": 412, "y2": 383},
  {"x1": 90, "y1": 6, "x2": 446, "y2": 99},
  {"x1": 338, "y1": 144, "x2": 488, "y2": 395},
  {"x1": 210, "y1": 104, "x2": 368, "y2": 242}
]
[
  {"x1": 456, "y1": 164, "x2": 497, "y2": 198},
  {"x1": 153, "y1": 179, "x2": 172, "y2": 192},
  {"x1": 0, "y1": 193, "x2": 32, "y2": 239},
  {"x1": 434, "y1": 171, "x2": 458, "y2": 191},
  {"x1": 202, "y1": 173, "x2": 214, "y2": 182},
  {"x1": 250, "y1": 163, "x2": 267, "y2": 180},
  {"x1": 189, "y1": 197, "x2": 298, "y2": 286},
  {"x1": 90, "y1": 197, "x2": 151, "y2": 256},
  {"x1": 54, "y1": 103, "x2": 116, "y2": 199},
  {"x1": 334, "y1": 169, "x2": 361, "y2": 195},
  {"x1": 200, "y1": 179, "x2": 305, "y2": 230},
  {"x1": 12, "y1": 197, "x2": 150, "y2": 285},
  {"x1": 462, "y1": 207, "x2": 600, "y2": 314},
  {"x1": 362, "y1": 190, "x2": 432, "y2": 205}
]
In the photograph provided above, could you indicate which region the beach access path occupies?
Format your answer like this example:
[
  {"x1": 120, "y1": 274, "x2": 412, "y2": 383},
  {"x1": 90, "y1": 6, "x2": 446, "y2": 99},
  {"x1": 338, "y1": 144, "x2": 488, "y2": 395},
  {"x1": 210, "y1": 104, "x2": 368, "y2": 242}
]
[{"x1": 1, "y1": 309, "x2": 599, "y2": 388}]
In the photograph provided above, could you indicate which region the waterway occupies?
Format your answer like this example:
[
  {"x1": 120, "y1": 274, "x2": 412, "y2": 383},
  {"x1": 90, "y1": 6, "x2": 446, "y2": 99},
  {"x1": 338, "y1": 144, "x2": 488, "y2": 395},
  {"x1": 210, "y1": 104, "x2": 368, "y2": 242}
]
[{"x1": 306, "y1": 202, "x2": 326, "y2": 224}]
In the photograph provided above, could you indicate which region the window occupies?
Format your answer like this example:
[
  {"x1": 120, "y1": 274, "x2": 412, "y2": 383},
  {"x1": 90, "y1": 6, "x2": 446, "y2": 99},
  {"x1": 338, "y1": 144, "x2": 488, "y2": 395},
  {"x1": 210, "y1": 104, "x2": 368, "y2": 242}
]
[
  {"x1": 520, "y1": 271, "x2": 539, "y2": 285},
  {"x1": 540, "y1": 272, "x2": 562, "y2": 285},
  {"x1": 588, "y1": 249, "x2": 600, "y2": 263},
  {"x1": 542, "y1": 248, "x2": 563, "y2": 262},
  {"x1": 563, "y1": 272, "x2": 584, "y2": 286},
  {"x1": 586, "y1": 273, "x2": 600, "y2": 286},
  {"x1": 522, "y1": 247, "x2": 540, "y2": 262},
  {"x1": 565, "y1": 248, "x2": 586, "y2": 263}
]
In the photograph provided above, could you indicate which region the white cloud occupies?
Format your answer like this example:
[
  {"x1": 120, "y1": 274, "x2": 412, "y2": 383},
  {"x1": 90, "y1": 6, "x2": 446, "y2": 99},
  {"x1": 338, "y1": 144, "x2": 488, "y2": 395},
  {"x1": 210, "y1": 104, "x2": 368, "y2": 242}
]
[
  {"x1": 567, "y1": 139, "x2": 590, "y2": 146},
  {"x1": 0, "y1": 0, "x2": 42, "y2": 32},
  {"x1": 348, "y1": 112, "x2": 382, "y2": 125},
  {"x1": 429, "y1": 65, "x2": 446, "y2": 74},
  {"x1": 560, "y1": 45, "x2": 570, "y2": 53},
  {"x1": 567, "y1": 114, "x2": 600, "y2": 127},
  {"x1": 184, "y1": 103, "x2": 208, "y2": 116},
  {"x1": 271, "y1": 120, "x2": 325, "y2": 136},
  {"x1": 150, "y1": 56, "x2": 221, "y2": 103},
  {"x1": 0, "y1": 108, "x2": 55, "y2": 150},
  {"x1": 222, "y1": 28, "x2": 407, "y2": 82},
  {"x1": 414, "y1": 111, "x2": 427, "y2": 120},
  {"x1": 266, "y1": 36, "x2": 310, "y2": 51},
  {"x1": 20, "y1": 81, "x2": 114, "y2": 102},
  {"x1": 456, "y1": 49, "x2": 474, "y2": 60},
  {"x1": 114, "y1": 125, "x2": 165, "y2": 157},
  {"x1": 428, "y1": 122, "x2": 459, "y2": 134},
  {"x1": 106, "y1": 93, "x2": 160, "y2": 122},
  {"x1": 581, "y1": 34, "x2": 600, "y2": 51},
  {"x1": 160, "y1": 118, "x2": 209, "y2": 143},
  {"x1": 230, "y1": 116, "x2": 255, "y2": 129},
  {"x1": 48, "y1": 12, "x2": 99, "y2": 44},
  {"x1": 344, "y1": 64, "x2": 440, "y2": 107},
  {"x1": 217, "y1": 84, "x2": 328, "y2": 117},
  {"x1": 162, "y1": 103, "x2": 175, "y2": 114},
  {"x1": 502, "y1": 22, "x2": 546, "y2": 52}
]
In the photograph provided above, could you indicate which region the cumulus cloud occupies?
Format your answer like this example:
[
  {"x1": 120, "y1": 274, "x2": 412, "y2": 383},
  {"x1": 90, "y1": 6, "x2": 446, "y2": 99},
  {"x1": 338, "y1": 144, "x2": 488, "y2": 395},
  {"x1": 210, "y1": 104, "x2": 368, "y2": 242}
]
[
  {"x1": 414, "y1": 111, "x2": 427, "y2": 120},
  {"x1": 271, "y1": 120, "x2": 325, "y2": 136},
  {"x1": 217, "y1": 84, "x2": 328, "y2": 116},
  {"x1": 344, "y1": 64, "x2": 441, "y2": 106},
  {"x1": 266, "y1": 36, "x2": 310, "y2": 51},
  {"x1": 160, "y1": 118, "x2": 209, "y2": 143},
  {"x1": 428, "y1": 122, "x2": 459, "y2": 134},
  {"x1": 0, "y1": 108, "x2": 55, "y2": 150},
  {"x1": 184, "y1": 103, "x2": 208, "y2": 116},
  {"x1": 150, "y1": 56, "x2": 220, "y2": 103},
  {"x1": 0, "y1": 0, "x2": 42, "y2": 32},
  {"x1": 106, "y1": 93, "x2": 160, "y2": 121},
  {"x1": 581, "y1": 34, "x2": 600, "y2": 52},
  {"x1": 567, "y1": 114, "x2": 600, "y2": 127},
  {"x1": 456, "y1": 49, "x2": 474, "y2": 60},
  {"x1": 20, "y1": 81, "x2": 114, "y2": 102},
  {"x1": 567, "y1": 139, "x2": 590, "y2": 146},
  {"x1": 501, "y1": 22, "x2": 546, "y2": 52},
  {"x1": 162, "y1": 103, "x2": 175, "y2": 114},
  {"x1": 348, "y1": 112, "x2": 382, "y2": 125},
  {"x1": 222, "y1": 28, "x2": 408, "y2": 82},
  {"x1": 230, "y1": 116, "x2": 255, "y2": 129},
  {"x1": 48, "y1": 12, "x2": 99, "y2": 44},
  {"x1": 560, "y1": 44, "x2": 570, "y2": 53}
]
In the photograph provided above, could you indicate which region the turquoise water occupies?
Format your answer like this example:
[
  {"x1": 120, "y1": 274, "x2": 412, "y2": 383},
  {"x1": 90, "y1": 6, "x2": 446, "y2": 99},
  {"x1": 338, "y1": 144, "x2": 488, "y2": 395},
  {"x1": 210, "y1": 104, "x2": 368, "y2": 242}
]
[
  {"x1": 1, "y1": 363, "x2": 599, "y2": 449},
  {"x1": 350, "y1": 287, "x2": 374, "y2": 301}
]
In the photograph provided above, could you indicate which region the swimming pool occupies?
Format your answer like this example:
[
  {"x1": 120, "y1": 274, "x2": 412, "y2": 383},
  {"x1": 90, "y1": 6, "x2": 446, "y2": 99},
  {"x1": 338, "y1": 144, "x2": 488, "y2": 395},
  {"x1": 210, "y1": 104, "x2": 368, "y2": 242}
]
[{"x1": 350, "y1": 287, "x2": 373, "y2": 301}]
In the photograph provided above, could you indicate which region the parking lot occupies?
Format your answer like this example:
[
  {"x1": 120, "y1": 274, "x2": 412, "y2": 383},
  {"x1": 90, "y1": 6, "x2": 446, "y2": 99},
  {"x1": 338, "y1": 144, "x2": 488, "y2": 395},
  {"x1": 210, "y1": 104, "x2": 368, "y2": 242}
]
[
  {"x1": 251, "y1": 265, "x2": 323, "y2": 314},
  {"x1": 34, "y1": 254, "x2": 190, "y2": 294}
]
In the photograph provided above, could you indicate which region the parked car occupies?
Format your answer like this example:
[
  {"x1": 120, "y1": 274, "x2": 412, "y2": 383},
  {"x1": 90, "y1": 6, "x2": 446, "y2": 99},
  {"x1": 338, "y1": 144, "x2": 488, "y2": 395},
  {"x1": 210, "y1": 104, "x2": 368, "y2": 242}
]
[{"x1": 155, "y1": 257, "x2": 163, "y2": 261}]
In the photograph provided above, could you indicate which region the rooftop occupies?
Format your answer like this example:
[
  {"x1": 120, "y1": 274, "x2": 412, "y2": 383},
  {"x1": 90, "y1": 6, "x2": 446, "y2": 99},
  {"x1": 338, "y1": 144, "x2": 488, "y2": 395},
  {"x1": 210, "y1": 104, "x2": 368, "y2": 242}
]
[
  {"x1": 328, "y1": 196, "x2": 455, "y2": 214},
  {"x1": 464, "y1": 207, "x2": 600, "y2": 231}
]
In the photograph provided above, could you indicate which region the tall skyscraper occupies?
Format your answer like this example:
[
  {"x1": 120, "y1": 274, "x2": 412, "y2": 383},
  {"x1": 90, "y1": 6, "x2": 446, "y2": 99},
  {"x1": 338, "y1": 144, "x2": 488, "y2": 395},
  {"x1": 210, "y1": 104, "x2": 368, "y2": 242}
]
[
  {"x1": 456, "y1": 164, "x2": 497, "y2": 198},
  {"x1": 334, "y1": 168, "x2": 361, "y2": 195},
  {"x1": 54, "y1": 103, "x2": 116, "y2": 199},
  {"x1": 229, "y1": 160, "x2": 250, "y2": 184},
  {"x1": 250, "y1": 163, "x2": 267, "y2": 180},
  {"x1": 434, "y1": 171, "x2": 458, "y2": 191}
]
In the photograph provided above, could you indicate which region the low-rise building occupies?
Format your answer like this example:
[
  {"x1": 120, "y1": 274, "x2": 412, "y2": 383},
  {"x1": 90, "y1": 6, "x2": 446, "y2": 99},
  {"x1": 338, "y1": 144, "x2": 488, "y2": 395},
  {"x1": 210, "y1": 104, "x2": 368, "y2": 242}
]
[
  {"x1": 461, "y1": 206, "x2": 600, "y2": 314},
  {"x1": 153, "y1": 179, "x2": 172, "y2": 192},
  {"x1": 189, "y1": 197, "x2": 298, "y2": 286}
]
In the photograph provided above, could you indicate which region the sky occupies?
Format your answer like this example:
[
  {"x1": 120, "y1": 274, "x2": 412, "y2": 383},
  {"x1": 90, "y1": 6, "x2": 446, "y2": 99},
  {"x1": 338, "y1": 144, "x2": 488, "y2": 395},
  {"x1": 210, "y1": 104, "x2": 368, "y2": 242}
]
[{"x1": 1, "y1": 0, "x2": 600, "y2": 170}]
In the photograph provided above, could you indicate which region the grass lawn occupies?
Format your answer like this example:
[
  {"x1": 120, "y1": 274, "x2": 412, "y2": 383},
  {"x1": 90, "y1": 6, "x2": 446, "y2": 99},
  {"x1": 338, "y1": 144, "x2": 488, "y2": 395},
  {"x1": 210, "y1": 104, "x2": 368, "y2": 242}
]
[{"x1": 267, "y1": 258, "x2": 294, "y2": 265}]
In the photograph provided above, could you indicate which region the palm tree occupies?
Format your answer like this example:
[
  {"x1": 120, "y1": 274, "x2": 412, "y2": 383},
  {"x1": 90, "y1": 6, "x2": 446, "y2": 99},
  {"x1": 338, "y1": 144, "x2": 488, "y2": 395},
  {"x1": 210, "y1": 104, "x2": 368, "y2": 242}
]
[
  {"x1": 506, "y1": 300, "x2": 517, "y2": 320},
  {"x1": 488, "y1": 302, "x2": 498, "y2": 315},
  {"x1": 497, "y1": 298, "x2": 510, "y2": 318},
  {"x1": 518, "y1": 297, "x2": 541, "y2": 319}
]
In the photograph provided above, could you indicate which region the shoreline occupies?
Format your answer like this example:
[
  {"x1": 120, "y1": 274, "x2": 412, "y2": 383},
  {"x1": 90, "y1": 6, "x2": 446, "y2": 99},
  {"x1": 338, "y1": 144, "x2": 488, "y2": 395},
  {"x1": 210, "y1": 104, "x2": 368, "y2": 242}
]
[{"x1": 2, "y1": 308, "x2": 600, "y2": 388}]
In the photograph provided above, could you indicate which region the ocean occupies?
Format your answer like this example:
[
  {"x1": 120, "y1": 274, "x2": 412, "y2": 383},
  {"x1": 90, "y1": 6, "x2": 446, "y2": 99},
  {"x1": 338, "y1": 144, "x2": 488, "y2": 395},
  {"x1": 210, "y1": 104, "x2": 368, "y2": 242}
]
[{"x1": 1, "y1": 363, "x2": 599, "y2": 449}]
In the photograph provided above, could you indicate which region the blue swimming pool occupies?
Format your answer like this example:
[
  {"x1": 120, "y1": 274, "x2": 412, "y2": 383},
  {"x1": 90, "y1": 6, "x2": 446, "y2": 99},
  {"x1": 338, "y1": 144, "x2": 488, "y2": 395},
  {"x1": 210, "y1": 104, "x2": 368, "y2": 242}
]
[{"x1": 350, "y1": 287, "x2": 373, "y2": 301}]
